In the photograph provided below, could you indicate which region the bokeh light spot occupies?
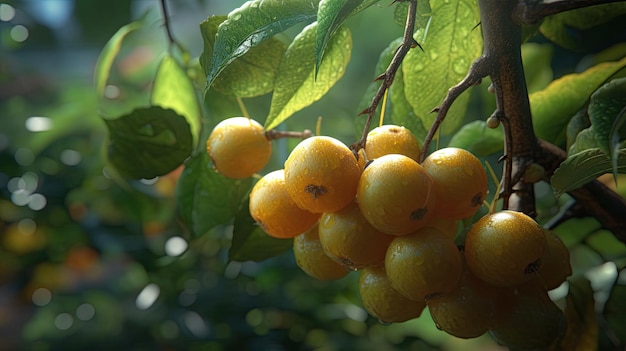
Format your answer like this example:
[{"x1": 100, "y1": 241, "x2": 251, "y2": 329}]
[
  {"x1": 15, "y1": 148, "x2": 34, "y2": 166},
  {"x1": 54, "y1": 313, "x2": 73, "y2": 330},
  {"x1": 165, "y1": 236, "x2": 187, "y2": 257},
  {"x1": 184, "y1": 311, "x2": 209, "y2": 337},
  {"x1": 60, "y1": 149, "x2": 81, "y2": 166},
  {"x1": 10, "y1": 24, "x2": 28, "y2": 42},
  {"x1": 18, "y1": 218, "x2": 36, "y2": 234},
  {"x1": 32, "y1": 288, "x2": 52, "y2": 307},
  {"x1": 76, "y1": 303, "x2": 95, "y2": 321},
  {"x1": 25, "y1": 117, "x2": 53, "y2": 132},
  {"x1": 28, "y1": 193, "x2": 47, "y2": 211},
  {"x1": 136, "y1": 283, "x2": 159, "y2": 310},
  {"x1": 0, "y1": 3, "x2": 16, "y2": 21}
]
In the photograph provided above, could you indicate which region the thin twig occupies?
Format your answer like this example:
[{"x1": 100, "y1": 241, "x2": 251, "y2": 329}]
[
  {"x1": 265, "y1": 129, "x2": 313, "y2": 141},
  {"x1": 419, "y1": 56, "x2": 489, "y2": 162},
  {"x1": 351, "y1": 0, "x2": 419, "y2": 155},
  {"x1": 159, "y1": 0, "x2": 176, "y2": 46}
]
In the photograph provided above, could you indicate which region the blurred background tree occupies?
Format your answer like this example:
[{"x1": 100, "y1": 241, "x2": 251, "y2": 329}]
[{"x1": 1, "y1": 1, "x2": 625, "y2": 350}]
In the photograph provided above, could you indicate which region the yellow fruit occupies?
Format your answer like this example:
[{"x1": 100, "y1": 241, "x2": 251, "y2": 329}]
[
  {"x1": 206, "y1": 117, "x2": 272, "y2": 179},
  {"x1": 249, "y1": 170, "x2": 320, "y2": 238},
  {"x1": 357, "y1": 154, "x2": 436, "y2": 235},
  {"x1": 284, "y1": 136, "x2": 361, "y2": 213},
  {"x1": 426, "y1": 218, "x2": 459, "y2": 241},
  {"x1": 359, "y1": 265, "x2": 427, "y2": 323},
  {"x1": 427, "y1": 256, "x2": 500, "y2": 338},
  {"x1": 318, "y1": 202, "x2": 394, "y2": 270},
  {"x1": 490, "y1": 284, "x2": 566, "y2": 350},
  {"x1": 422, "y1": 147, "x2": 487, "y2": 220},
  {"x1": 465, "y1": 210, "x2": 547, "y2": 287},
  {"x1": 365, "y1": 125, "x2": 421, "y2": 162},
  {"x1": 385, "y1": 227, "x2": 462, "y2": 301},
  {"x1": 293, "y1": 223, "x2": 349, "y2": 281},
  {"x1": 535, "y1": 229, "x2": 572, "y2": 290}
]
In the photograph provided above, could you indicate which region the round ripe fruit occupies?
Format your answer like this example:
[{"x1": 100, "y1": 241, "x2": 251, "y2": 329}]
[
  {"x1": 464, "y1": 210, "x2": 547, "y2": 287},
  {"x1": 357, "y1": 154, "x2": 436, "y2": 235},
  {"x1": 385, "y1": 227, "x2": 462, "y2": 301},
  {"x1": 535, "y1": 230, "x2": 572, "y2": 290},
  {"x1": 489, "y1": 284, "x2": 566, "y2": 350},
  {"x1": 249, "y1": 170, "x2": 320, "y2": 239},
  {"x1": 365, "y1": 125, "x2": 421, "y2": 162},
  {"x1": 284, "y1": 136, "x2": 361, "y2": 213},
  {"x1": 427, "y1": 256, "x2": 500, "y2": 339},
  {"x1": 422, "y1": 147, "x2": 487, "y2": 220},
  {"x1": 206, "y1": 117, "x2": 272, "y2": 179},
  {"x1": 319, "y1": 202, "x2": 394, "y2": 270},
  {"x1": 359, "y1": 265, "x2": 427, "y2": 323},
  {"x1": 426, "y1": 218, "x2": 459, "y2": 241},
  {"x1": 293, "y1": 223, "x2": 349, "y2": 281}
]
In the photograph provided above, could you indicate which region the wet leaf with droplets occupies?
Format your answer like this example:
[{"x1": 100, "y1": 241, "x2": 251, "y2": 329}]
[
  {"x1": 265, "y1": 23, "x2": 352, "y2": 130},
  {"x1": 402, "y1": 0, "x2": 482, "y2": 135}
]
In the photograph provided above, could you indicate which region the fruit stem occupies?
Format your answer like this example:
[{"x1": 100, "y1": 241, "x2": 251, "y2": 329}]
[
  {"x1": 265, "y1": 129, "x2": 313, "y2": 141},
  {"x1": 236, "y1": 97, "x2": 251, "y2": 119},
  {"x1": 351, "y1": 0, "x2": 419, "y2": 157}
]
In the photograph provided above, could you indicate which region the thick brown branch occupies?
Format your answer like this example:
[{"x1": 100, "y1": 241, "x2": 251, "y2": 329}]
[
  {"x1": 352, "y1": 0, "x2": 418, "y2": 154},
  {"x1": 537, "y1": 140, "x2": 626, "y2": 242},
  {"x1": 265, "y1": 129, "x2": 312, "y2": 140},
  {"x1": 513, "y1": 0, "x2": 626, "y2": 25}
]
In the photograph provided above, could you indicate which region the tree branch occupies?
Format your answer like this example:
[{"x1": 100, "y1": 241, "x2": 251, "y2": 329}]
[
  {"x1": 513, "y1": 0, "x2": 626, "y2": 25},
  {"x1": 352, "y1": 0, "x2": 420, "y2": 154}
]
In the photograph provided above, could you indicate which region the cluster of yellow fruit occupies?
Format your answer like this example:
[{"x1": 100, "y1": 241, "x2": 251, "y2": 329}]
[{"x1": 206, "y1": 117, "x2": 572, "y2": 349}]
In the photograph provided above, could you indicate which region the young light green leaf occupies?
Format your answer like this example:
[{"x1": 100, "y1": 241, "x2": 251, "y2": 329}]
[
  {"x1": 315, "y1": 0, "x2": 378, "y2": 76},
  {"x1": 402, "y1": 0, "x2": 482, "y2": 135},
  {"x1": 394, "y1": 0, "x2": 432, "y2": 29},
  {"x1": 448, "y1": 120, "x2": 504, "y2": 157},
  {"x1": 389, "y1": 66, "x2": 428, "y2": 142},
  {"x1": 205, "y1": 0, "x2": 319, "y2": 91},
  {"x1": 551, "y1": 148, "x2": 626, "y2": 197},
  {"x1": 151, "y1": 54, "x2": 202, "y2": 147},
  {"x1": 105, "y1": 106, "x2": 193, "y2": 179},
  {"x1": 213, "y1": 37, "x2": 287, "y2": 98},
  {"x1": 531, "y1": 56, "x2": 626, "y2": 145},
  {"x1": 176, "y1": 152, "x2": 252, "y2": 238},
  {"x1": 229, "y1": 197, "x2": 293, "y2": 262},
  {"x1": 94, "y1": 20, "x2": 143, "y2": 96},
  {"x1": 265, "y1": 23, "x2": 352, "y2": 130}
]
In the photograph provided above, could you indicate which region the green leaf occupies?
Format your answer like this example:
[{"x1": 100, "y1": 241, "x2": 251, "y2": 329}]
[
  {"x1": 393, "y1": 0, "x2": 432, "y2": 29},
  {"x1": 402, "y1": 0, "x2": 482, "y2": 135},
  {"x1": 151, "y1": 54, "x2": 202, "y2": 147},
  {"x1": 552, "y1": 277, "x2": 598, "y2": 351},
  {"x1": 199, "y1": 16, "x2": 227, "y2": 77},
  {"x1": 94, "y1": 20, "x2": 143, "y2": 96},
  {"x1": 265, "y1": 23, "x2": 352, "y2": 130},
  {"x1": 604, "y1": 281, "x2": 626, "y2": 342},
  {"x1": 105, "y1": 106, "x2": 193, "y2": 179},
  {"x1": 531, "y1": 56, "x2": 626, "y2": 146},
  {"x1": 587, "y1": 229, "x2": 626, "y2": 261},
  {"x1": 566, "y1": 108, "x2": 591, "y2": 151},
  {"x1": 229, "y1": 197, "x2": 293, "y2": 262},
  {"x1": 176, "y1": 152, "x2": 252, "y2": 237},
  {"x1": 568, "y1": 128, "x2": 601, "y2": 155},
  {"x1": 448, "y1": 120, "x2": 504, "y2": 157},
  {"x1": 587, "y1": 77, "x2": 626, "y2": 177},
  {"x1": 315, "y1": 0, "x2": 378, "y2": 76},
  {"x1": 521, "y1": 42, "x2": 554, "y2": 94},
  {"x1": 205, "y1": 0, "x2": 319, "y2": 91},
  {"x1": 213, "y1": 37, "x2": 287, "y2": 98},
  {"x1": 540, "y1": 3, "x2": 626, "y2": 52},
  {"x1": 551, "y1": 148, "x2": 626, "y2": 197}
]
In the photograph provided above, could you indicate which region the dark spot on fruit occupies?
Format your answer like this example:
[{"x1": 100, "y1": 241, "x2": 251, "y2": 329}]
[
  {"x1": 471, "y1": 192, "x2": 483, "y2": 207},
  {"x1": 305, "y1": 184, "x2": 327, "y2": 199},
  {"x1": 410, "y1": 207, "x2": 428, "y2": 220},
  {"x1": 389, "y1": 128, "x2": 400, "y2": 133},
  {"x1": 524, "y1": 259, "x2": 541, "y2": 274}
]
